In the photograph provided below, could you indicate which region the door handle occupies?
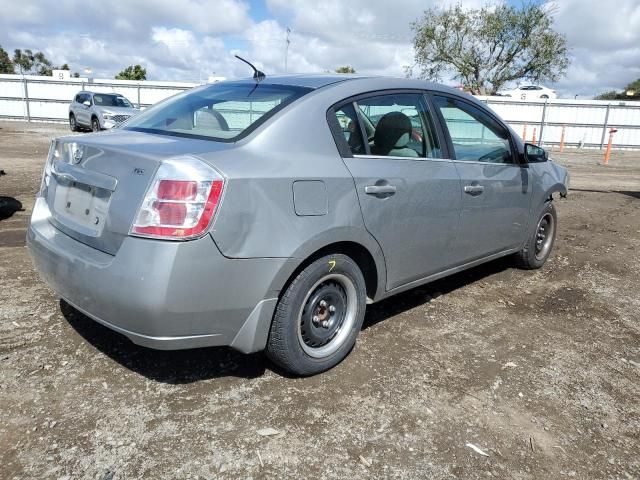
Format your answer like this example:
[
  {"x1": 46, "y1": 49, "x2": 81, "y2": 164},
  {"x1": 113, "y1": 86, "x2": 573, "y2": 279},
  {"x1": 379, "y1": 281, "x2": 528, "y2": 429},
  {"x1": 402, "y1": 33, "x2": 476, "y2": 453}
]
[
  {"x1": 464, "y1": 185, "x2": 485, "y2": 195},
  {"x1": 365, "y1": 185, "x2": 397, "y2": 195}
]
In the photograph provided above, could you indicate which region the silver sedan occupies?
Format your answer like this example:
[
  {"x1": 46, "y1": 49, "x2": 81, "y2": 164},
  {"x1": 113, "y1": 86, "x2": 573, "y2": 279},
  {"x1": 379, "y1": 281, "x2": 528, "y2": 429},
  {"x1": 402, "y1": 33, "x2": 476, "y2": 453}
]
[{"x1": 28, "y1": 75, "x2": 568, "y2": 376}]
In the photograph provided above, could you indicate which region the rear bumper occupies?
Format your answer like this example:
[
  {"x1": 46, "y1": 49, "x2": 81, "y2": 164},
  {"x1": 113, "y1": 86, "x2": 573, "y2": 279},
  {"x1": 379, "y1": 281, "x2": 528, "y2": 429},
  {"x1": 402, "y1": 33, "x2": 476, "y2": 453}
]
[{"x1": 27, "y1": 197, "x2": 286, "y2": 353}]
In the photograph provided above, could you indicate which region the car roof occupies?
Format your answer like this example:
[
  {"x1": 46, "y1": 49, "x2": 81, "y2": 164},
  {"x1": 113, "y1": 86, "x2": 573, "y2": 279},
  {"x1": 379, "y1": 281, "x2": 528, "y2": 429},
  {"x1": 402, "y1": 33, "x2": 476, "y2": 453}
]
[
  {"x1": 220, "y1": 74, "x2": 370, "y2": 89},
  {"x1": 222, "y1": 74, "x2": 465, "y2": 95}
]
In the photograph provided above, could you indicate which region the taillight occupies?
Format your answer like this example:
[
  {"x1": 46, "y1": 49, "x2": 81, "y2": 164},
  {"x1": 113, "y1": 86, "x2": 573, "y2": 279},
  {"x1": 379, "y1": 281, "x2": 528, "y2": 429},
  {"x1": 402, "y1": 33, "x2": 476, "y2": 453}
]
[
  {"x1": 130, "y1": 156, "x2": 224, "y2": 240},
  {"x1": 39, "y1": 140, "x2": 59, "y2": 195}
]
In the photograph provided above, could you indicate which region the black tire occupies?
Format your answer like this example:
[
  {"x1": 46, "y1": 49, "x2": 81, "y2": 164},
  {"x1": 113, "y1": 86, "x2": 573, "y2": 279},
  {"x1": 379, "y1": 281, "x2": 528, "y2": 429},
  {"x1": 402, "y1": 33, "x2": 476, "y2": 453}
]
[
  {"x1": 69, "y1": 113, "x2": 78, "y2": 132},
  {"x1": 540, "y1": 94, "x2": 549, "y2": 99},
  {"x1": 266, "y1": 254, "x2": 367, "y2": 376},
  {"x1": 515, "y1": 202, "x2": 557, "y2": 269},
  {"x1": 91, "y1": 116, "x2": 100, "y2": 132}
]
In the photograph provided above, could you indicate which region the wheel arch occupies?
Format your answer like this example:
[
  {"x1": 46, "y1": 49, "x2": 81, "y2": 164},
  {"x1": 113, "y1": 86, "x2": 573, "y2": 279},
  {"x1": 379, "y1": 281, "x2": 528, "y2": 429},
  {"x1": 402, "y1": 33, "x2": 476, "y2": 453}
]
[
  {"x1": 541, "y1": 183, "x2": 568, "y2": 204},
  {"x1": 269, "y1": 234, "x2": 387, "y2": 304}
]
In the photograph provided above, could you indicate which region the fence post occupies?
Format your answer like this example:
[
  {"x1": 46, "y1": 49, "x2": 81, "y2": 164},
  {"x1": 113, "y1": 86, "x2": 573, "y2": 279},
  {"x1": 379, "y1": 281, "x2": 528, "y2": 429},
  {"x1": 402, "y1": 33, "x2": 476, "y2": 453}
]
[
  {"x1": 532, "y1": 127, "x2": 537, "y2": 145},
  {"x1": 23, "y1": 77, "x2": 31, "y2": 122},
  {"x1": 539, "y1": 99, "x2": 548, "y2": 146},
  {"x1": 137, "y1": 84, "x2": 141, "y2": 109},
  {"x1": 600, "y1": 104, "x2": 611, "y2": 149},
  {"x1": 603, "y1": 128, "x2": 617, "y2": 165},
  {"x1": 559, "y1": 125, "x2": 566, "y2": 152},
  {"x1": 522, "y1": 124, "x2": 527, "y2": 142}
]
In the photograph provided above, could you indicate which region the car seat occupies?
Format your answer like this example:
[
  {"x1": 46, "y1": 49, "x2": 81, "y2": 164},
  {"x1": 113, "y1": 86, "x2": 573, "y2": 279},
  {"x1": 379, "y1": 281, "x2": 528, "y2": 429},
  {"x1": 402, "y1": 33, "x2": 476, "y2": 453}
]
[{"x1": 371, "y1": 112, "x2": 418, "y2": 157}]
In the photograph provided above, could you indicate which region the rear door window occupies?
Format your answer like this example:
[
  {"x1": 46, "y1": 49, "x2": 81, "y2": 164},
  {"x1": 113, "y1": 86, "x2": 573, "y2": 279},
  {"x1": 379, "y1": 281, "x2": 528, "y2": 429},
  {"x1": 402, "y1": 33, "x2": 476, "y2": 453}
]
[
  {"x1": 433, "y1": 95, "x2": 513, "y2": 164},
  {"x1": 333, "y1": 103, "x2": 366, "y2": 155},
  {"x1": 356, "y1": 94, "x2": 440, "y2": 158}
]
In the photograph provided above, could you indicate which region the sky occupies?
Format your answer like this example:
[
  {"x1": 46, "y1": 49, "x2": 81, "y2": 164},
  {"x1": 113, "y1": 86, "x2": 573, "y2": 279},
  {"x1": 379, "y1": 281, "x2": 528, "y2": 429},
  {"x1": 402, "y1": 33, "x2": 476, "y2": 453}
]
[{"x1": 1, "y1": 0, "x2": 639, "y2": 98}]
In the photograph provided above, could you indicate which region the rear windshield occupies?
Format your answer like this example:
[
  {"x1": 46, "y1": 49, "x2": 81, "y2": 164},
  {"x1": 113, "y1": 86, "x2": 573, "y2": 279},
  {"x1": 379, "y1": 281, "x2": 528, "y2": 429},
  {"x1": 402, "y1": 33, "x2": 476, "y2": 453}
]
[
  {"x1": 94, "y1": 94, "x2": 133, "y2": 108},
  {"x1": 124, "y1": 83, "x2": 312, "y2": 141}
]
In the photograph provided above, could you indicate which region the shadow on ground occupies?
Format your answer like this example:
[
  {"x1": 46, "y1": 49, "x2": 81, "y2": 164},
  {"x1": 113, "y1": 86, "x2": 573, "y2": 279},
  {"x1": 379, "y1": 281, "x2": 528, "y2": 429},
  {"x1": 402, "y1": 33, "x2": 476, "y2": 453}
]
[
  {"x1": 61, "y1": 257, "x2": 513, "y2": 383},
  {"x1": 570, "y1": 188, "x2": 639, "y2": 200},
  {"x1": 363, "y1": 256, "x2": 512, "y2": 330},
  {"x1": 0, "y1": 196, "x2": 23, "y2": 220}
]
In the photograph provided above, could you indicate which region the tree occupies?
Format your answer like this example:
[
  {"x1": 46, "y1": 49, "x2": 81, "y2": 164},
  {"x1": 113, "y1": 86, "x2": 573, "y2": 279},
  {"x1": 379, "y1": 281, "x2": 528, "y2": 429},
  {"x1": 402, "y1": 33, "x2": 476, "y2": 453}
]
[
  {"x1": 595, "y1": 78, "x2": 640, "y2": 101},
  {"x1": 0, "y1": 45, "x2": 13, "y2": 74},
  {"x1": 60, "y1": 63, "x2": 70, "y2": 70},
  {"x1": 409, "y1": 2, "x2": 569, "y2": 94},
  {"x1": 335, "y1": 66, "x2": 356, "y2": 74},
  {"x1": 12, "y1": 48, "x2": 53, "y2": 75},
  {"x1": 115, "y1": 64, "x2": 146, "y2": 80}
]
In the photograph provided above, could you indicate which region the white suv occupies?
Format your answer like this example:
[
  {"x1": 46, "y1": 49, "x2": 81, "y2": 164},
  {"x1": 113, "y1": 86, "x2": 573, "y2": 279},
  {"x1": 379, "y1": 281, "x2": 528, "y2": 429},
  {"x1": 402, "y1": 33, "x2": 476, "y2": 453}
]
[{"x1": 69, "y1": 91, "x2": 140, "y2": 132}]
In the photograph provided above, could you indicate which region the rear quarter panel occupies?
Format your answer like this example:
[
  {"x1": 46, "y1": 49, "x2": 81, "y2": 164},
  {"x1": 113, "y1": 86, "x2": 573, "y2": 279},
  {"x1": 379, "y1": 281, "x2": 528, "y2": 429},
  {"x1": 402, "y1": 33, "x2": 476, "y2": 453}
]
[
  {"x1": 208, "y1": 88, "x2": 377, "y2": 259},
  {"x1": 205, "y1": 85, "x2": 387, "y2": 296}
]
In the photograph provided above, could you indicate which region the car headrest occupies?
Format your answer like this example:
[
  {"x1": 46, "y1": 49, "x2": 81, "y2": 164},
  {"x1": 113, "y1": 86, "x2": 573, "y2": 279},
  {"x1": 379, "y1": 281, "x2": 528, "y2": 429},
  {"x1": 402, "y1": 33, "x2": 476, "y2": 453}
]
[{"x1": 374, "y1": 112, "x2": 413, "y2": 150}]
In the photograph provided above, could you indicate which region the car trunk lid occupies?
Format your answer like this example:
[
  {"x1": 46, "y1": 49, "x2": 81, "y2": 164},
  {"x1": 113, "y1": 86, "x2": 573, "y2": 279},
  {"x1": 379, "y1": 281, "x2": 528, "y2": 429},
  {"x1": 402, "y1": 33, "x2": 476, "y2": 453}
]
[{"x1": 45, "y1": 130, "x2": 232, "y2": 255}]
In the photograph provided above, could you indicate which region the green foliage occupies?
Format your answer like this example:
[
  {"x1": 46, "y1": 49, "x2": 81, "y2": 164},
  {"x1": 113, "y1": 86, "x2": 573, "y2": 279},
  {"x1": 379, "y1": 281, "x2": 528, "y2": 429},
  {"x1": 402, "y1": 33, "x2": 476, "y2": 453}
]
[
  {"x1": 335, "y1": 66, "x2": 356, "y2": 74},
  {"x1": 12, "y1": 48, "x2": 53, "y2": 75},
  {"x1": 0, "y1": 45, "x2": 13, "y2": 74},
  {"x1": 60, "y1": 63, "x2": 70, "y2": 70},
  {"x1": 410, "y1": 1, "x2": 569, "y2": 94},
  {"x1": 115, "y1": 64, "x2": 147, "y2": 81},
  {"x1": 594, "y1": 91, "x2": 620, "y2": 100},
  {"x1": 595, "y1": 79, "x2": 640, "y2": 101}
]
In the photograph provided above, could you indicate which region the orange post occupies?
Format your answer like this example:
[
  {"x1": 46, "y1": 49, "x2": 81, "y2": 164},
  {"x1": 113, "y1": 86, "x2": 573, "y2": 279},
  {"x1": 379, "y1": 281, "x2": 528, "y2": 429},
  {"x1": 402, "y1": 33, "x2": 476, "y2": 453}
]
[
  {"x1": 522, "y1": 124, "x2": 527, "y2": 142},
  {"x1": 559, "y1": 125, "x2": 566, "y2": 152},
  {"x1": 532, "y1": 127, "x2": 537, "y2": 145},
  {"x1": 603, "y1": 128, "x2": 618, "y2": 165}
]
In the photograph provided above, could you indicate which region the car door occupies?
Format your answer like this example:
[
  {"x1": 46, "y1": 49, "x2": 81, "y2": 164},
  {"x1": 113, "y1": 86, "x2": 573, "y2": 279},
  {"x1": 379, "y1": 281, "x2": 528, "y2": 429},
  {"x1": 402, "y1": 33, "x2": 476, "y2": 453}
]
[
  {"x1": 75, "y1": 93, "x2": 87, "y2": 126},
  {"x1": 330, "y1": 91, "x2": 462, "y2": 291},
  {"x1": 432, "y1": 94, "x2": 531, "y2": 264}
]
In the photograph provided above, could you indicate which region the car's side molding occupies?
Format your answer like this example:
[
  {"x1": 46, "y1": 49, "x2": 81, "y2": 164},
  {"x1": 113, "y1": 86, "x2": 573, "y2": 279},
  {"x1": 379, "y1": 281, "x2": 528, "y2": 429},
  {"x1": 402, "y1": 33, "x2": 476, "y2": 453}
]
[{"x1": 379, "y1": 247, "x2": 521, "y2": 301}]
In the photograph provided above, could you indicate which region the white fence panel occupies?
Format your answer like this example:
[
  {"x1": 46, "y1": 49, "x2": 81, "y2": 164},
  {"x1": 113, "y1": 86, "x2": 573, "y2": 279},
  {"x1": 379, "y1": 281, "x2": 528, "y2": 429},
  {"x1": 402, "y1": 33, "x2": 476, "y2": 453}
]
[
  {"x1": 480, "y1": 96, "x2": 640, "y2": 149},
  {"x1": 1, "y1": 74, "x2": 639, "y2": 149}
]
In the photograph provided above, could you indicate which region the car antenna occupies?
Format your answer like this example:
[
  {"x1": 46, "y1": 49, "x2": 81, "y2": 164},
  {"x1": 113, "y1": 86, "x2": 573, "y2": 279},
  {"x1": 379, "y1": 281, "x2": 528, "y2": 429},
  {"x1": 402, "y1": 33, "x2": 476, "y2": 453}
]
[{"x1": 234, "y1": 55, "x2": 266, "y2": 82}]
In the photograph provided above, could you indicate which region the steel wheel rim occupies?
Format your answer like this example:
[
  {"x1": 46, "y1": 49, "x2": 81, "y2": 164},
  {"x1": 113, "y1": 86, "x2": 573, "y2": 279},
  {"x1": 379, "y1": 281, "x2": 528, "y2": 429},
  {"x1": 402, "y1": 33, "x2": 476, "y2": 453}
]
[
  {"x1": 92, "y1": 119, "x2": 99, "y2": 131},
  {"x1": 70, "y1": 116, "x2": 75, "y2": 129},
  {"x1": 534, "y1": 212, "x2": 555, "y2": 260},
  {"x1": 297, "y1": 273, "x2": 358, "y2": 358}
]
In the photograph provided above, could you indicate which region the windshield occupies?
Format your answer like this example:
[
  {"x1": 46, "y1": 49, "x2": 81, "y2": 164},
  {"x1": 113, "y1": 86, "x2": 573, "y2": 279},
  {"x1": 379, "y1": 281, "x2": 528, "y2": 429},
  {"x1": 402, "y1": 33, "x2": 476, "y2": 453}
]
[
  {"x1": 93, "y1": 94, "x2": 133, "y2": 108},
  {"x1": 123, "y1": 83, "x2": 311, "y2": 141}
]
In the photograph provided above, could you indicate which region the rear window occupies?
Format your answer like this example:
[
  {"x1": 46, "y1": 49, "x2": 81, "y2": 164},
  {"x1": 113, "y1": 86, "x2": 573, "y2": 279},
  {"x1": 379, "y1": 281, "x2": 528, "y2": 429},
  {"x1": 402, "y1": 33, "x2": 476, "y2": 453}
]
[{"x1": 124, "y1": 83, "x2": 311, "y2": 142}]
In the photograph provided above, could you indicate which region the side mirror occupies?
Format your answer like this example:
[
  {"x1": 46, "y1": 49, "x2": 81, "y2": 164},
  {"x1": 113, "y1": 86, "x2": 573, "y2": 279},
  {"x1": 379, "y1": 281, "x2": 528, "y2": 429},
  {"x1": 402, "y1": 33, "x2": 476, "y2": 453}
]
[
  {"x1": 524, "y1": 143, "x2": 548, "y2": 163},
  {"x1": 83, "y1": 100, "x2": 91, "y2": 107}
]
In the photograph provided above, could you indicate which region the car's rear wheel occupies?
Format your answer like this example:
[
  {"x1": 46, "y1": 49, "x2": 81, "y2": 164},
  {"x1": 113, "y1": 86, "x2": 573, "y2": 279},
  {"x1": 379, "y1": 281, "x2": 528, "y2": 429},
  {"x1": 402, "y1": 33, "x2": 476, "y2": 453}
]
[
  {"x1": 266, "y1": 254, "x2": 367, "y2": 376},
  {"x1": 69, "y1": 113, "x2": 78, "y2": 132},
  {"x1": 540, "y1": 94, "x2": 549, "y2": 99},
  {"x1": 91, "y1": 117, "x2": 100, "y2": 132},
  {"x1": 515, "y1": 202, "x2": 557, "y2": 269}
]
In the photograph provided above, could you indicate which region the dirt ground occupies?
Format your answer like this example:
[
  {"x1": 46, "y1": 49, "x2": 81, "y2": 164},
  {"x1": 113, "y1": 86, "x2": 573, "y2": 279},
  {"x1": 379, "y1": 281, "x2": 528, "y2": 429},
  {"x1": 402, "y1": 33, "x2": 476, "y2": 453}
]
[{"x1": 0, "y1": 120, "x2": 638, "y2": 480}]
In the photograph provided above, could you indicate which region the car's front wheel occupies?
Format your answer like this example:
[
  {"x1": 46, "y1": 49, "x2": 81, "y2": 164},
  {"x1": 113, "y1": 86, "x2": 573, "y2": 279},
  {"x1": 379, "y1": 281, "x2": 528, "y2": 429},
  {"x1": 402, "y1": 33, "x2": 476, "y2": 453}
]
[
  {"x1": 266, "y1": 254, "x2": 367, "y2": 376},
  {"x1": 515, "y1": 202, "x2": 557, "y2": 269},
  {"x1": 69, "y1": 113, "x2": 78, "y2": 132},
  {"x1": 91, "y1": 117, "x2": 100, "y2": 132}
]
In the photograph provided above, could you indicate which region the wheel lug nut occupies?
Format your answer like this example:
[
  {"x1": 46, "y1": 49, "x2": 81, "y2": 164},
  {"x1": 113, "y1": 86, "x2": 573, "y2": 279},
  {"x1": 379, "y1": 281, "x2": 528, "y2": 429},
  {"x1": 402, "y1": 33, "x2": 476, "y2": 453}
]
[
  {"x1": 319, "y1": 300, "x2": 327, "y2": 308},
  {"x1": 312, "y1": 315, "x2": 319, "y2": 324},
  {"x1": 329, "y1": 305, "x2": 336, "y2": 313},
  {"x1": 322, "y1": 320, "x2": 329, "y2": 328}
]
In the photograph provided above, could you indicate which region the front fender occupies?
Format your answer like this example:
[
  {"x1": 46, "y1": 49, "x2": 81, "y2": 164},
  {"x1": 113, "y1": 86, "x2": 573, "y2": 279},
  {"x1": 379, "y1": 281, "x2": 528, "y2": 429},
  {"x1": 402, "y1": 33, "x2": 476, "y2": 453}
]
[{"x1": 531, "y1": 159, "x2": 569, "y2": 210}]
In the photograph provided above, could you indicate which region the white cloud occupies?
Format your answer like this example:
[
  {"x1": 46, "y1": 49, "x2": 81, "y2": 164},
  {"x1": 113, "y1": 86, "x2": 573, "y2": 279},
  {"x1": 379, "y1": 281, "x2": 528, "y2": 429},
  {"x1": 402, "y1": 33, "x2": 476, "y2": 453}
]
[{"x1": 0, "y1": 0, "x2": 638, "y2": 98}]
